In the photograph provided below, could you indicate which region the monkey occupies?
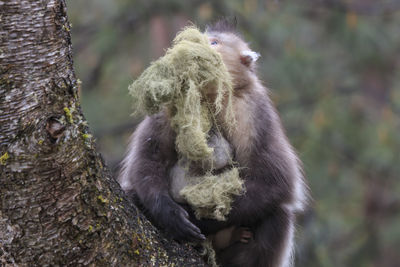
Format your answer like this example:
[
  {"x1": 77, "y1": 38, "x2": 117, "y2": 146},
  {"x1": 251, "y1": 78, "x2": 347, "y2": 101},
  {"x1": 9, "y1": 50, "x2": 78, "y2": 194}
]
[{"x1": 118, "y1": 19, "x2": 307, "y2": 267}]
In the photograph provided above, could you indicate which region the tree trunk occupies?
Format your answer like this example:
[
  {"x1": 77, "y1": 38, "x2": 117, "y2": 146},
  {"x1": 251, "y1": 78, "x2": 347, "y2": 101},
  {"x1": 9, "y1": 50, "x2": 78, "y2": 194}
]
[{"x1": 0, "y1": 0, "x2": 205, "y2": 266}]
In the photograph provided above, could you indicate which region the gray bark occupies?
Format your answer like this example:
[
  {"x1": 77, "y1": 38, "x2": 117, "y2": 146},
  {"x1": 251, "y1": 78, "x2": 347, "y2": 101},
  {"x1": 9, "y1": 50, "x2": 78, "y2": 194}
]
[{"x1": 0, "y1": 0, "x2": 205, "y2": 266}]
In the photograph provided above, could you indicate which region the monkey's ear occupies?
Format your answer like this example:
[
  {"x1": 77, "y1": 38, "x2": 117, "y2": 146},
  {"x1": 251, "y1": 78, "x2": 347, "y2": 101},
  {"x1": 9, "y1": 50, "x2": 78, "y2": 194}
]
[{"x1": 240, "y1": 50, "x2": 260, "y2": 67}]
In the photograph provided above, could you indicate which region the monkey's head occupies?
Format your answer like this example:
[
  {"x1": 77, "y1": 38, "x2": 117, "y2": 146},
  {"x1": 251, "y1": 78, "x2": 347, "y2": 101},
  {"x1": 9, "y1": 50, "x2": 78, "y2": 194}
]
[{"x1": 206, "y1": 20, "x2": 260, "y2": 92}]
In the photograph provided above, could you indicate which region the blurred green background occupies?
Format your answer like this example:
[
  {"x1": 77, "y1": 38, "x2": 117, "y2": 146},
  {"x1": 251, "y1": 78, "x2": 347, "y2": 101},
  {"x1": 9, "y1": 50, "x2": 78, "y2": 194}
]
[{"x1": 66, "y1": 0, "x2": 400, "y2": 266}]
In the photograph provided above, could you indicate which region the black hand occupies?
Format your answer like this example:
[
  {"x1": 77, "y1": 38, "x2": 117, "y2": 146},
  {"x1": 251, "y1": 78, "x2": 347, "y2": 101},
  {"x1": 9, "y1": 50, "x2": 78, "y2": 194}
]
[
  {"x1": 182, "y1": 204, "x2": 230, "y2": 235},
  {"x1": 155, "y1": 195, "x2": 206, "y2": 242}
]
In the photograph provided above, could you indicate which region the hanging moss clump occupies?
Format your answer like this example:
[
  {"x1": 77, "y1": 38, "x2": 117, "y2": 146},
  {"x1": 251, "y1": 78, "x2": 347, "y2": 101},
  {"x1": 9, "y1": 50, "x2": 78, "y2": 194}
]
[
  {"x1": 129, "y1": 26, "x2": 235, "y2": 161},
  {"x1": 180, "y1": 168, "x2": 243, "y2": 221}
]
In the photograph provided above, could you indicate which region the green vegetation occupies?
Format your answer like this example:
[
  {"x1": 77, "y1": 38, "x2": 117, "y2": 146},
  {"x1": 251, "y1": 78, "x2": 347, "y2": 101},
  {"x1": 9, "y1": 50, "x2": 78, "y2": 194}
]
[{"x1": 0, "y1": 152, "x2": 9, "y2": 165}]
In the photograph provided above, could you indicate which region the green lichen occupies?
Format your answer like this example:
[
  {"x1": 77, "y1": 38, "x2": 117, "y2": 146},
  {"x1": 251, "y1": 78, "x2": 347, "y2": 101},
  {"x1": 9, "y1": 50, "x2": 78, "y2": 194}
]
[
  {"x1": 97, "y1": 195, "x2": 109, "y2": 204},
  {"x1": 134, "y1": 249, "x2": 140, "y2": 255},
  {"x1": 62, "y1": 23, "x2": 71, "y2": 32},
  {"x1": 38, "y1": 139, "x2": 44, "y2": 145},
  {"x1": 88, "y1": 225, "x2": 93, "y2": 232},
  {"x1": 82, "y1": 133, "x2": 92, "y2": 148},
  {"x1": 201, "y1": 239, "x2": 218, "y2": 267},
  {"x1": 82, "y1": 133, "x2": 92, "y2": 140},
  {"x1": 180, "y1": 168, "x2": 244, "y2": 221},
  {"x1": 133, "y1": 233, "x2": 142, "y2": 243},
  {"x1": 129, "y1": 26, "x2": 235, "y2": 161},
  {"x1": 0, "y1": 152, "x2": 9, "y2": 165},
  {"x1": 64, "y1": 107, "x2": 73, "y2": 123}
]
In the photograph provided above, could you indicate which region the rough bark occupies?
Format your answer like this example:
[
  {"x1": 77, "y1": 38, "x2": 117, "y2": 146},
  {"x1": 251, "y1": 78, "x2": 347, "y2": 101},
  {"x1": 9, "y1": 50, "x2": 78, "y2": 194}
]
[{"x1": 0, "y1": 0, "x2": 205, "y2": 266}]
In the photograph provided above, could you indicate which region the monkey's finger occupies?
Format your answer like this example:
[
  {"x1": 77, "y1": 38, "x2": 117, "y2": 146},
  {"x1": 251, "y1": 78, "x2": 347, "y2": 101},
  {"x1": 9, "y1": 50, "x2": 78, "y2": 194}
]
[
  {"x1": 241, "y1": 230, "x2": 253, "y2": 238},
  {"x1": 239, "y1": 229, "x2": 253, "y2": 243},
  {"x1": 188, "y1": 231, "x2": 206, "y2": 242},
  {"x1": 240, "y1": 237, "x2": 250, "y2": 243},
  {"x1": 181, "y1": 226, "x2": 206, "y2": 242},
  {"x1": 180, "y1": 214, "x2": 203, "y2": 235},
  {"x1": 180, "y1": 215, "x2": 201, "y2": 233},
  {"x1": 179, "y1": 207, "x2": 189, "y2": 218},
  {"x1": 179, "y1": 214, "x2": 205, "y2": 241}
]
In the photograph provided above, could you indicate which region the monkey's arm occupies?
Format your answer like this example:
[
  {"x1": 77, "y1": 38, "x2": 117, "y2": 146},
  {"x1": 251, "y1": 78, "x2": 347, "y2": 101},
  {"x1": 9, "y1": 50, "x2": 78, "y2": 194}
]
[
  {"x1": 188, "y1": 154, "x2": 293, "y2": 231},
  {"x1": 228, "y1": 163, "x2": 292, "y2": 225},
  {"x1": 227, "y1": 107, "x2": 299, "y2": 226},
  {"x1": 120, "y1": 113, "x2": 205, "y2": 242}
]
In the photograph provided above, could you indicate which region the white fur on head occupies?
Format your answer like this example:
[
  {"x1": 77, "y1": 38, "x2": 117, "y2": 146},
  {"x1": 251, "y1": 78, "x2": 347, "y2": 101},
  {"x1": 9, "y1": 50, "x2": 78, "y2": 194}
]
[{"x1": 241, "y1": 50, "x2": 260, "y2": 62}]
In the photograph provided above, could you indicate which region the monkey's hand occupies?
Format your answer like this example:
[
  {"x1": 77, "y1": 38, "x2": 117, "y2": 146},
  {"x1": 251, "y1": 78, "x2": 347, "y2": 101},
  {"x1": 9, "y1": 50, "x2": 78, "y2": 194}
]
[
  {"x1": 182, "y1": 205, "x2": 230, "y2": 235},
  {"x1": 157, "y1": 195, "x2": 206, "y2": 242},
  {"x1": 233, "y1": 227, "x2": 253, "y2": 244}
]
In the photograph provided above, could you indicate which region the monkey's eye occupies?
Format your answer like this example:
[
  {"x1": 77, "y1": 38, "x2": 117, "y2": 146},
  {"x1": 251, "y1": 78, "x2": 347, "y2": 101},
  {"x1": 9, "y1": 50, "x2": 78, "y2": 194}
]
[{"x1": 210, "y1": 40, "x2": 218, "y2": 45}]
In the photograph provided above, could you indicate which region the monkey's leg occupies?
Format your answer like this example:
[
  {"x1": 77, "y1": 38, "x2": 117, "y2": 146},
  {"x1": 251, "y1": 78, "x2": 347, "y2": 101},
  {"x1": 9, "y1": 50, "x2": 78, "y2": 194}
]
[{"x1": 217, "y1": 209, "x2": 294, "y2": 267}]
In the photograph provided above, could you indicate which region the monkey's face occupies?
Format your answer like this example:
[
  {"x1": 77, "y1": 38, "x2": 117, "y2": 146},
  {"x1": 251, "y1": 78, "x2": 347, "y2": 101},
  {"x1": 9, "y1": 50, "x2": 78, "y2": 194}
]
[{"x1": 206, "y1": 32, "x2": 260, "y2": 91}]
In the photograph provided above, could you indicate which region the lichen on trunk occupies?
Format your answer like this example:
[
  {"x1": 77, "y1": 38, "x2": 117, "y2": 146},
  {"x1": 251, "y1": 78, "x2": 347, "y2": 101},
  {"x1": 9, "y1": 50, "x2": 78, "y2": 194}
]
[{"x1": 0, "y1": 0, "x2": 205, "y2": 265}]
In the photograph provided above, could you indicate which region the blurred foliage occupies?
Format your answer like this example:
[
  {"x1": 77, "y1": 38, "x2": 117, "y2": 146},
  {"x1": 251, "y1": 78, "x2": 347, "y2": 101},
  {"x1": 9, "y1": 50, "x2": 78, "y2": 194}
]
[{"x1": 67, "y1": 0, "x2": 400, "y2": 266}]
